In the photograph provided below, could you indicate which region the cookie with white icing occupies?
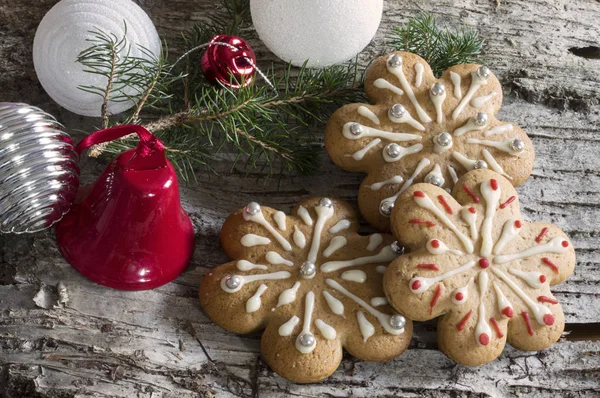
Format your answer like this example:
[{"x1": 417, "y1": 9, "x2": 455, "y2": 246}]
[
  {"x1": 199, "y1": 197, "x2": 412, "y2": 383},
  {"x1": 383, "y1": 169, "x2": 575, "y2": 366},
  {"x1": 325, "y1": 51, "x2": 534, "y2": 231}
]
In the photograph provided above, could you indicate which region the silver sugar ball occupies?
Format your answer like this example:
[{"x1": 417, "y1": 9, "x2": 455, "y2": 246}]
[
  {"x1": 434, "y1": 132, "x2": 452, "y2": 147},
  {"x1": 380, "y1": 200, "x2": 394, "y2": 217},
  {"x1": 300, "y1": 261, "x2": 317, "y2": 277},
  {"x1": 473, "y1": 160, "x2": 488, "y2": 170},
  {"x1": 225, "y1": 275, "x2": 242, "y2": 289},
  {"x1": 388, "y1": 54, "x2": 403, "y2": 68},
  {"x1": 390, "y1": 314, "x2": 406, "y2": 330},
  {"x1": 349, "y1": 123, "x2": 362, "y2": 136},
  {"x1": 389, "y1": 104, "x2": 406, "y2": 119},
  {"x1": 430, "y1": 82, "x2": 446, "y2": 96},
  {"x1": 245, "y1": 202, "x2": 261, "y2": 215},
  {"x1": 299, "y1": 333, "x2": 316, "y2": 347},
  {"x1": 385, "y1": 143, "x2": 402, "y2": 159},
  {"x1": 319, "y1": 197, "x2": 333, "y2": 208},
  {"x1": 391, "y1": 241, "x2": 404, "y2": 255},
  {"x1": 510, "y1": 139, "x2": 525, "y2": 153},
  {"x1": 424, "y1": 174, "x2": 443, "y2": 187},
  {"x1": 477, "y1": 66, "x2": 491, "y2": 79},
  {"x1": 474, "y1": 112, "x2": 488, "y2": 126}
]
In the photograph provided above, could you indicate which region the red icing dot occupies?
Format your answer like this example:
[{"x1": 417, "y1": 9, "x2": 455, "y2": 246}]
[
  {"x1": 490, "y1": 179, "x2": 498, "y2": 191},
  {"x1": 455, "y1": 292, "x2": 464, "y2": 301},
  {"x1": 514, "y1": 220, "x2": 522, "y2": 228},
  {"x1": 414, "y1": 191, "x2": 425, "y2": 198},
  {"x1": 468, "y1": 207, "x2": 476, "y2": 214},
  {"x1": 539, "y1": 274, "x2": 547, "y2": 283},
  {"x1": 411, "y1": 280, "x2": 422, "y2": 291},
  {"x1": 562, "y1": 240, "x2": 569, "y2": 248},
  {"x1": 543, "y1": 314, "x2": 555, "y2": 326},
  {"x1": 502, "y1": 306, "x2": 514, "y2": 318},
  {"x1": 431, "y1": 239, "x2": 440, "y2": 248},
  {"x1": 479, "y1": 333, "x2": 490, "y2": 346},
  {"x1": 479, "y1": 258, "x2": 490, "y2": 268}
]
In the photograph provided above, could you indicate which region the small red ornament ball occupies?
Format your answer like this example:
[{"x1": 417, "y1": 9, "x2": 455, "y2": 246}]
[{"x1": 201, "y1": 34, "x2": 256, "y2": 88}]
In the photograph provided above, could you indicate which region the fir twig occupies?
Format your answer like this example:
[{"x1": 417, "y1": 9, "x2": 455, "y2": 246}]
[
  {"x1": 76, "y1": 27, "x2": 128, "y2": 128},
  {"x1": 131, "y1": 50, "x2": 164, "y2": 122},
  {"x1": 101, "y1": 43, "x2": 118, "y2": 128},
  {"x1": 389, "y1": 13, "x2": 484, "y2": 76},
  {"x1": 75, "y1": 2, "x2": 363, "y2": 181},
  {"x1": 75, "y1": 6, "x2": 484, "y2": 182}
]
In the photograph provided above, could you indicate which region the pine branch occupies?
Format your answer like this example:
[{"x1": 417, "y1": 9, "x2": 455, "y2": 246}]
[
  {"x1": 101, "y1": 44, "x2": 118, "y2": 128},
  {"x1": 75, "y1": 5, "x2": 483, "y2": 182},
  {"x1": 76, "y1": 15, "x2": 363, "y2": 180},
  {"x1": 389, "y1": 13, "x2": 484, "y2": 76}
]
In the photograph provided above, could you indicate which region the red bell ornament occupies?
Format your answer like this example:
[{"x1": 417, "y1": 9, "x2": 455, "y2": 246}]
[
  {"x1": 56, "y1": 125, "x2": 195, "y2": 290},
  {"x1": 201, "y1": 34, "x2": 257, "y2": 88}
]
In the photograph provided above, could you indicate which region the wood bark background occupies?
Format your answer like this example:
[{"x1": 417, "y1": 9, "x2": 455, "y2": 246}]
[{"x1": 1, "y1": 0, "x2": 600, "y2": 397}]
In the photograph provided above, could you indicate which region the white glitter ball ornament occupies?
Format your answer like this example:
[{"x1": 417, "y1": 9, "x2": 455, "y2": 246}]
[
  {"x1": 33, "y1": 0, "x2": 161, "y2": 117},
  {"x1": 250, "y1": 0, "x2": 383, "y2": 68}
]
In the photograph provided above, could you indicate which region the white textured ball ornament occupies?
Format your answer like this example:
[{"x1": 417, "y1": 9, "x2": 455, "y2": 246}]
[
  {"x1": 33, "y1": 0, "x2": 161, "y2": 117},
  {"x1": 250, "y1": 0, "x2": 383, "y2": 68}
]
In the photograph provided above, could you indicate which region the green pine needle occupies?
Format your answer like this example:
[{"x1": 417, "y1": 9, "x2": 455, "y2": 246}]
[{"x1": 389, "y1": 13, "x2": 484, "y2": 76}]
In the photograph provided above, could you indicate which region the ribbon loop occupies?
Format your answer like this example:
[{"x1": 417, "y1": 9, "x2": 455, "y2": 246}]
[{"x1": 76, "y1": 125, "x2": 166, "y2": 170}]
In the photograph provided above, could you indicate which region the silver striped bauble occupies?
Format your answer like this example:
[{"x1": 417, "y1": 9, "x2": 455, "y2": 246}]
[{"x1": 0, "y1": 103, "x2": 79, "y2": 233}]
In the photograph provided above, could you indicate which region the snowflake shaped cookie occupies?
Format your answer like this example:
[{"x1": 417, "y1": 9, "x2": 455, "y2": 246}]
[
  {"x1": 199, "y1": 197, "x2": 412, "y2": 383},
  {"x1": 383, "y1": 169, "x2": 575, "y2": 366},
  {"x1": 325, "y1": 51, "x2": 534, "y2": 231}
]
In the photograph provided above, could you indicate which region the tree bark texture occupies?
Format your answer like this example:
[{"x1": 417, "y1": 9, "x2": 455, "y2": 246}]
[{"x1": 0, "y1": 0, "x2": 599, "y2": 397}]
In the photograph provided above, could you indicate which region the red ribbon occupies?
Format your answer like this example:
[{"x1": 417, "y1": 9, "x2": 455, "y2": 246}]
[{"x1": 76, "y1": 125, "x2": 166, "y2": 170}]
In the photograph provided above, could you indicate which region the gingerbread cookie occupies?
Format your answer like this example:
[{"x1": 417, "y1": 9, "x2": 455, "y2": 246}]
[
  {"x1": 325, "y1": 51, "x2": 534, "y2": 231},
  {"x1": 383, "y1": 169, "x2": 575, "y2": 366},
  {"x1": 199, "y1": 198, "x2": 412, "y2": 383}
]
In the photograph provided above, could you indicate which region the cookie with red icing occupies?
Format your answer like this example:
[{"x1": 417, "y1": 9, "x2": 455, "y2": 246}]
[
  {"x1": 383, "y1": 169, "x2": 575, "y2": 366},
  {"x1": 199, "y1": 197, "x2": 412, "y2": 383},
  {"x1": 325, "y1": 51, "x2": 534, "y2": 231}
]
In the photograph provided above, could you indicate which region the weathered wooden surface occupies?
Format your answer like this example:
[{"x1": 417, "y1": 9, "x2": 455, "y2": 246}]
[{"x1": 1, "y1": 0, "x2": 600, "y2": 397}]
